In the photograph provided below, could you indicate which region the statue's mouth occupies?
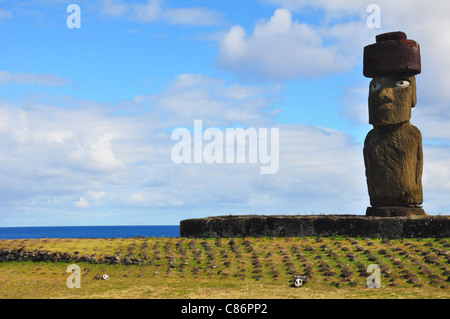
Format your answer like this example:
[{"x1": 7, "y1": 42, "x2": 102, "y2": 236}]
[
  {"x1": 377, "y1": 103, "x2": 394, "y2": 110},
  {"x1": 376, "y1": 99, "x2": 394, "y2": 110}
]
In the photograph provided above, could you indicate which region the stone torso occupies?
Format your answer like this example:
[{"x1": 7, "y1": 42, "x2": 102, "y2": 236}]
[{"x1": 363, "y1": 121, "x2": 423, "y2": 207}]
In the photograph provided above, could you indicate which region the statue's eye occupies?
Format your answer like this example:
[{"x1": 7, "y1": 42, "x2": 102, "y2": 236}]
[
  {"x1": 370, "y1": 83, "x2": 381, "y2": 92},
  {"x1": 395, "y1": 80, "x2": 410, "y2": 88}
]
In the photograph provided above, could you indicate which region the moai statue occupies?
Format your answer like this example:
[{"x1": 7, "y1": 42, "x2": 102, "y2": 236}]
[{"x1": 363, "y1": 31, "x2": 426, "y2": 216}]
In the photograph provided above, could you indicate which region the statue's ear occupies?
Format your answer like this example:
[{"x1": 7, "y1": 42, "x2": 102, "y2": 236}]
[{"x1": 411, "y1": 76, "x2": 417, "y2": 108}]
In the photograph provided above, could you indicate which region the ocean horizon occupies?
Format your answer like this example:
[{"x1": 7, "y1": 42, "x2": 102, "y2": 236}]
[{"x1": 0, "y1": 225, "x2": 180, "y2": 240}]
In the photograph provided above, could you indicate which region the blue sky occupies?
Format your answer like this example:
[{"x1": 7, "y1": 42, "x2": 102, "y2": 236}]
[{"x1": 1, "y1": 0, "x2": 450, "y2": 226}]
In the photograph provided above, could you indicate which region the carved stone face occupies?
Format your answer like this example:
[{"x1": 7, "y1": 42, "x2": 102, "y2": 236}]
[{"x1": 368, "y1": 74, "x2": 417, "y2": 127}]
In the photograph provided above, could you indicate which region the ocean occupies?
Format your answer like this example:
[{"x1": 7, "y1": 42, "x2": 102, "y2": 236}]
[{"x1": 0, "y1": 225, "x2": 180, "y2": 240}]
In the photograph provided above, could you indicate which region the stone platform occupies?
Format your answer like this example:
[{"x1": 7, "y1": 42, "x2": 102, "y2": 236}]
[
  {"x1": 180, "y1": 214, "x2": 450, "y2": 239},
  {"x1": 366, "y1": 206, "x2": 426, "y2": 217}
]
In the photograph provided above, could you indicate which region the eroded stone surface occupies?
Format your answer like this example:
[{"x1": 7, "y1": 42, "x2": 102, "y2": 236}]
[
  {"x1": 364, "y1": 121, "x2": 423, "y2": 207},
  {"x1": 180, "y1": 215, "x2": 450, "y2": 238}
]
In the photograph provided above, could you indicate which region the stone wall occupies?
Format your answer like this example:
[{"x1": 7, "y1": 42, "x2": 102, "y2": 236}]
[
  {"x1": 0, "y1": 248, "x2": 144, "y2": 265},
  {"x1": 180, "y1": 215, "x2": 450, "y2": 239}
]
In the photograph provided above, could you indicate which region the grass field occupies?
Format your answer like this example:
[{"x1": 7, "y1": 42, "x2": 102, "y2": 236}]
[{"x1": 0, "y1": 236, "x2": 449, "y2": 299}]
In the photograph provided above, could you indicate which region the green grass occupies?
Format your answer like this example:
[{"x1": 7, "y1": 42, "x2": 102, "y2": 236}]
[{"x1": 0, "y1": 236, "x2": 449, "y2": 299}]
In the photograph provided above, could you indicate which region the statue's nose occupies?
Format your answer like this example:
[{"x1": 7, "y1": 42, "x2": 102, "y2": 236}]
[{"x1": 377, "y1": 87, "x2": 394, "y2": 102}]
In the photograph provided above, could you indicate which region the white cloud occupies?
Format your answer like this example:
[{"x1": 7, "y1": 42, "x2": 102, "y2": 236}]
[
  {"x1": 216, "y1": 9, "x2": 355, "y2": 80},
  {"x1": 0, "y1": 98, "x2": 144, "y2": 197},
  {"x1": 45, "y1": 131, "x2": 73, "y2": 144},
  {"x1": 130, "y1": 193, "x2": 144, "y2": 202},
  {"x1": 75, "y1": 197, "x2": 90, "y2": 208},
  {"x1": 90, "y1": 133, "x2": 123, "y2": 170},
  {"x1": 0, "y1": 104, "x2": 29, "y2": 143},
  {"x1": 129, "y1": 192, "x2": 184, "y2": 207},
  {"x1": 88, "y1": 191, "x2": 106, "y2": 201},
  {"x1": 0, "y1": 74, "x2": 281, "y2": 222},
  {"x1": 151, "y1": 73, "x2": 282, "y2": 128}
]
